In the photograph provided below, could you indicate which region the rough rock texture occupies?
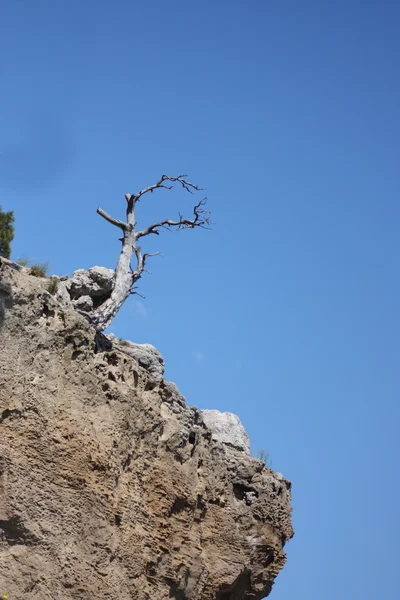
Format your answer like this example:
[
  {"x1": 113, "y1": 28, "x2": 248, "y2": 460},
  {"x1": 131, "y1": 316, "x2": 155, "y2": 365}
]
[
  {"x1": 73, "y1": 295, "x2": 94, "y2": 312},
  {"x1": 56, "y1": 266, "x2": 115, "y2": 311},
  {"x1": 0, "y1": 257, "x2": 293, "y2": 600},
  {"x1": 200, "y1": 410, "x2": 251, "y2": 454},
  {"x1": 107, "y1": 335, "x2": 165, "y2": 386}
]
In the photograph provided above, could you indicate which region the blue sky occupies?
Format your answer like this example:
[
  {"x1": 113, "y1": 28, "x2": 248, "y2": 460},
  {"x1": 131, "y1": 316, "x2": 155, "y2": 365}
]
[{"x1": 1, "y1": 1, "x2": 399, "y2": 597}]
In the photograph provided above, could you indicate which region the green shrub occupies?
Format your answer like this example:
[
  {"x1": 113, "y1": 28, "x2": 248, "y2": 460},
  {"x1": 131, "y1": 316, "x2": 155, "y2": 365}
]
[
  {"x1": 16, "y1": 257, "x2": 53, "y2": 280},
  {"x1": 30, "y1": 262, "x2": 49, "y2": 278},
  {"x1": 48, "y1": 276, "x2": 59, "y2": 294},
  {"x1": 16, "y1": 257, "x2": 30, "y2": 267}
]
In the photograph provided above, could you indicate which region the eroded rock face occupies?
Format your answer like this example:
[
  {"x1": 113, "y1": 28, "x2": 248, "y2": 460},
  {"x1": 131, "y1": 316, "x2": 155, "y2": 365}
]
[
  {"x1": 107, "y1": 335, "x2": 165, "y2": 385},
  {"x1": 0, "y1": 258, "x2": 293, "y2": 600}
]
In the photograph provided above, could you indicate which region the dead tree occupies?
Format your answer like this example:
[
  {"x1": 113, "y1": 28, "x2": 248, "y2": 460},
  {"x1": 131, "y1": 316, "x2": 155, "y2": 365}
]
[{"x1": 92, "y1": 175, "x2": 211, "y2": 332}]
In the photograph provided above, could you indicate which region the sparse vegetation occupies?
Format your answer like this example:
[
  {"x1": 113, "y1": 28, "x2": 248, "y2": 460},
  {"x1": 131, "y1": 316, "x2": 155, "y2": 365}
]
[
  {"x1": 48, "y1": 276, "x2": 59, "y2": 295},
  {"x1": 17, "y1": 257, "x2": 52, "y2": 279},
  {"x1": 30, "y1": 262, "x2": 49, "y2": 277},
  {"x1": 16, "y1": 257, "x2": 30, "y2": 267},
  {"x1": 256, "y1": 449, "x2": 272, "y2": 467},
  {"x1": 0, "y1": 205, "x2": 14, "y2": 259}
]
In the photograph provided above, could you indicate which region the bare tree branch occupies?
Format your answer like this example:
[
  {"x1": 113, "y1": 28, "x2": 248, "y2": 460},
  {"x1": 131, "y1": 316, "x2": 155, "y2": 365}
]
[
  {"x1": 143, "y1": 252, "x2": 161, "y2": 264},
  {"x1": 97, "y1": 207, "x2": 127, "y2": 230},
  {"x1": 136, "y1": 198, "x2": 211, "y2": 239},
  {"x1": 134, "y1": 174, "x2": 204, "y2": 202},
  {"x1": 129, "y1": 287, "x2": 145, "y2": 299}
]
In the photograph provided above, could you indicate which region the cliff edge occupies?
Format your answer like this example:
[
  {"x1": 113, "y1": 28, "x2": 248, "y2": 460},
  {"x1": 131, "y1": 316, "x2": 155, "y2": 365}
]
[{"x1": 0, "y1": 258, "x2": 293, "y2": 600}]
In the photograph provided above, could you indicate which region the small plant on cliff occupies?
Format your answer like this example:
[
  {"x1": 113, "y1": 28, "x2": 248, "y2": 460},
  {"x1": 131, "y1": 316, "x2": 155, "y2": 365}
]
[
  {"x1": 92, "y1": 175, "x2": 211, "y2": 332},
  {"x1": 0, "y1": 205, "x2": 15, "y2": 259},
  {"x1": 30, "y1": 261, "x2": 49, "y2": 277},
  {"x1": 16, "y1": 258, "x2": 52, "y2": 280},
  {"x1": 256, "y1": 449, "x2": 272, "y2": 468},
  {"x1": 16, "y1": 256, "x2": 30, "y2": 267},
  {"x1": 48, "y1": 276, "x2": 59, "y2": 295}
]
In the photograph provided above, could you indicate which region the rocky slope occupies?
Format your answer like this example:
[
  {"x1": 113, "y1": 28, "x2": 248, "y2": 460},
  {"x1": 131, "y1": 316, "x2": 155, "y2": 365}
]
[{"x1": 0, "y1": 258, "x2": 293, "y2": 600}]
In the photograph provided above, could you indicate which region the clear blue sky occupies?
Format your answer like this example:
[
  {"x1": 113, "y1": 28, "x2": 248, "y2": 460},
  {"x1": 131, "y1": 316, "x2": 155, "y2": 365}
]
[{"x1": 1, "y1": 1, "x2": 399, "y2": 598}]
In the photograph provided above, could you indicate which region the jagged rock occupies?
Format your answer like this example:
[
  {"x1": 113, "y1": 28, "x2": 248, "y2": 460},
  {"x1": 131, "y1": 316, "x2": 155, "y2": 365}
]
[
  {"x1": 55, "y1": 266, "x2": 115, "y2": 312},
  {"x1": 55, "y1": 279, "x2": 73, "y2": 305},
  {"x1": 163, "y1": 380, "x2": 186, "y2": 404},
  {"x1": 73, "y1": 295, "x2": 94, "y2": 312},
  {"x1": 107, "y1": 335, "x2": 165, "y2": 384},
  {"x1": 68, "y1": 266, "x2": 115, "y2": 299},
  {"x1": 0, "y1": 257, "x2": 293, "y2": 600},
  {"x1": 199, "y1": 409, "x2": 251, "y2": 454}
]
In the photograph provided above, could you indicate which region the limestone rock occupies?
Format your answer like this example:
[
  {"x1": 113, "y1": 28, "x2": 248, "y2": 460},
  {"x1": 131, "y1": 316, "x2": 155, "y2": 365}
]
[
  {"x1": 55, "y1": 278, "x2": 73, "y2": 305},
  {"x1": 0, "y1": 257, "x2": 293, "y2": 600},
  {"x1": 107, "y1": 335, "x2": 165, "y2": 384},
  {"x1": 200, "y1": 409, "x2": 251, "y2": 454},
  {"x1": 73, "y1": 295, "x2": 94, "y2": 312},
  {"x1": 68, "y1": 266, "x2": 115, "y2": 299}
]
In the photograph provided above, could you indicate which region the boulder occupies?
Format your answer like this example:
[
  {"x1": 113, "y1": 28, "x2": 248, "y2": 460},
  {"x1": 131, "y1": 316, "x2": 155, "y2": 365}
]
[
  {"x1": 68, "y1": 266, "x2": 115, "y2": 299},
  {"x1": 199, "y1": 409, "x2": 251, "y2": 454}
]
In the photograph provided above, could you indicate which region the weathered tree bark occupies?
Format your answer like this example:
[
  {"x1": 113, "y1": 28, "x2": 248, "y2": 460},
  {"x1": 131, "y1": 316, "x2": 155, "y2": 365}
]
[{"x1": 91, "y1": 175, "x2": 211, "y2": 332}]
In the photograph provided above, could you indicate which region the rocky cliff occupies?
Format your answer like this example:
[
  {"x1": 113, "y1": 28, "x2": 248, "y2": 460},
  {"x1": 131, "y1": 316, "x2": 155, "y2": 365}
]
[{"x1": 0, "y1": 258, "x2": 293, "y2": 600}]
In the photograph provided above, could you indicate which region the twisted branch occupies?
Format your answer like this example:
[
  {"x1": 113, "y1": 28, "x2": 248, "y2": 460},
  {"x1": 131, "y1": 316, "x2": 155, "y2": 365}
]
[
  {"x1": 136, "y1": 198, "x2": 211, "y2": 239},
  {"x1": 134, "y1": 174, "x2": 204, "y2": 202}
]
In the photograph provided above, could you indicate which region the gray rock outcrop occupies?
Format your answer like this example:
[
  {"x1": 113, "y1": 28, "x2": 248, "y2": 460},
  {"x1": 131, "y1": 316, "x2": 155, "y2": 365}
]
[
  {"x1": 107, "y1": 335, "x2": 165, "y2": 385},
  {"x1": 68, "y1": 266, "x2": 115, "y2": 298},
  {"x1": 200, "y1": 409, "x2": 251, "y2": 454},
  {"x1": 56, "y1": 266, "x2": 115, "y2": 311}
]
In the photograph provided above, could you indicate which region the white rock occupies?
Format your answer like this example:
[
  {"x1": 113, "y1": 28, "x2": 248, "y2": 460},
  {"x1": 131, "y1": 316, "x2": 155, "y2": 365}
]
[
  {"x1": 199, "y1": 410, "x2": 250, "y2": 454},
  {"x1": 68, "y1": 266, "x2": 114, "y2": 299}
]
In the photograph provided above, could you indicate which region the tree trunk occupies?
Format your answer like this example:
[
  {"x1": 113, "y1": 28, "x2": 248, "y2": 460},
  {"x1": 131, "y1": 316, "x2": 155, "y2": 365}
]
[{"x1": 92, "y1": 227, "x2": 135, "y2": 331}]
